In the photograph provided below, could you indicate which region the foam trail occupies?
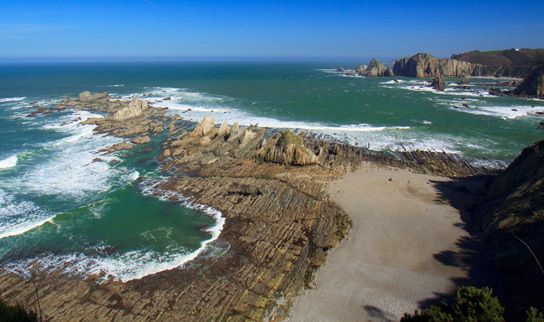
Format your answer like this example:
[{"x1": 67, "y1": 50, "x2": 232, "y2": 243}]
[
  {"x1": 0, "y1": 189, "x2": 55, "y2": 239},
  {"x1": 0, "y1": 155, "x2": 17, "y2": 169},
  {"x1": 0, "y1": 97, "x2": 26, "y2": 103}
]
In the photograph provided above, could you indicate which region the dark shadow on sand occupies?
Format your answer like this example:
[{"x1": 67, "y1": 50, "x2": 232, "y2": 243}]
[{"x1": 413, "y1": 176, "x2": 507, "y2": 311}]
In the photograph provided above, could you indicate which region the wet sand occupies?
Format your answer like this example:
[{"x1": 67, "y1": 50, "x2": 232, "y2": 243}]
[{"x1": 288, "y1": 162, "x2": 469, "y2": 321}]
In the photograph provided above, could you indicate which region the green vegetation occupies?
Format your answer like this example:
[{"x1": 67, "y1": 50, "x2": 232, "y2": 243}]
[
  {"x1": 527, "y1": 307, "x2": 544, "y2": 322},
  {"x1": 0, "y1": 301, "x2": 37, "y2": 322},
  {"x1": 401, "y1": 286, "x2": 544, "y2": 322},
  {"x1": 401, "y1": 286, "x2": 503, "y2": 322}
]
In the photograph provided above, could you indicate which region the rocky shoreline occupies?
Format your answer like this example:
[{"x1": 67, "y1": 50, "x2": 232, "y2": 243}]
[
  {"x1": 337, "y1": 51, "x2": 544, "y2": 99},
  {"x1": 0, "y1": 92, "x2": 490, "y2": 321}
]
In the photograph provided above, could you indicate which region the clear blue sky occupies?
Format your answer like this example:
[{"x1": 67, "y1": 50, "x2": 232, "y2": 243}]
[{"x1": 1, "y1": 0, "x2": 543, "y2": 61}]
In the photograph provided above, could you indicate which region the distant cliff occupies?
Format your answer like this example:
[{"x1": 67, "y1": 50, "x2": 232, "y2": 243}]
[
  {"x1": 452, "y1": 48, "x2": 544, "y2": 77},
  {"x1": 393, "y1": 53, "x2": 477, "y2": 78}
]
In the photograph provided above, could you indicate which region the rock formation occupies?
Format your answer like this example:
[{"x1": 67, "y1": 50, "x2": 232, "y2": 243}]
[
  {"x1": 338, "y1": 58, "x2": 393, "y2": 77},
  {"x1": 393, "y1": 53, "x2": 476, "y2": 78},
  {"x1": 512, "y1": 64, "x2": 544, "y2": 98},
  {"x1": 130, "y1": 135, "x2": 150, "y2": 144},
  {"x1": 216, "y1": 121, "x2": 231, "y2": 139},
  {"x1": 430, "y1": 75, "x2": 446, "y2": 91},
  {"x1": 112, "y1": 97, "x2": 148, "y2": 120},
  {"x1": 257, "y1": 130, "x2": 319, "y2": 166},
  {"x1": 191, "y1": 116, "x2": 216, "y2": 137},
  {"x1": 78, "y1": 91, "x2": 108, "y2": 102}
]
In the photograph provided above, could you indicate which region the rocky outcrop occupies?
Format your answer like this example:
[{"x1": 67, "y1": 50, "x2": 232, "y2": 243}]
[
  {"x1": 338, "y1": 58, "x2": 393, "y2": 77},
  {"x1": 78, "y1": 91, "x2": 108, "y2": 102},
  {"x1": 393, "y1": 53, "x2": 477, "y2": 78},
  {"x1": 512, "y1": 64, "x2": 544, "y2": 98},
  {"x1": 130, "y1": 135, "x2": 150, "y2": 145},
  {"x1": 216, "y1": 121, "x2": 230, "y2": 139},
  {"x1": 257, "y1": 131, "x2": 319, "y2": 166},
  {"x1": 430, "y1": 75, "x2": 445, "y2": 91},
  {"x1": 112, "y1": 97, "x2": 148, "y2": 121},
  {"x1": 191, "y1": 116, "x2": 216, "y2": 137},
  {"x1": 366, "y1": 58, "x2": 392, "y2": 77},
  {"x1": 100, "y1": 141, "x2": 134, "y2": 153}
]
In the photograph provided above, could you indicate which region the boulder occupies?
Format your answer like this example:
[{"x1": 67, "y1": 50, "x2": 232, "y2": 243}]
[{"x1": 112, "y1": 97, "x2": 148, "y2": 120}]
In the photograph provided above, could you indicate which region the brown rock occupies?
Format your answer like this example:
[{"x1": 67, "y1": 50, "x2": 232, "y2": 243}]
[
  {"x1": 191, "y1": 116, "x2": 216, "y2": 137},
  {"x1": 130, "y1": 136, "x2": 150, "y2": 145},
  {"x1": 112, "y1": 97, "x2": 148, "y2": 120},
  {"x1": 430, "y1": 75, "x2": 445, "y2": 91},
  {"x1": 257, "y1": 131, "x2": 319, "y2": 166}
]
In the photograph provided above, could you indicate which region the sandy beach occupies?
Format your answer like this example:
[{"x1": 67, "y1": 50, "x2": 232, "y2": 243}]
[{"x1": 288, "y1": 162, "x2": 470, "y2": 322}]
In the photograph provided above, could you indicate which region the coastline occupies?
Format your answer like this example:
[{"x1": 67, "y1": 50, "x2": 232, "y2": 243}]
[
  {"x1": 0, "y1": 93, "x2": 489, "y2": 321},
  {"x1": 288, "y1": 163, "x2": 470, "y2": 321}
]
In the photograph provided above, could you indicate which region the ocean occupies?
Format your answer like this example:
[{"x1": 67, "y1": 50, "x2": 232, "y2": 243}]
[{"x1": 0, "y1": 62, "x2": 543, "y2": 281}]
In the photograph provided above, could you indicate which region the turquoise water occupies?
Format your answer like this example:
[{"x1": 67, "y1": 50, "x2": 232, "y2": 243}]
[{"x1": 0, "y1": 63, "x2": 543, "y2": 280}]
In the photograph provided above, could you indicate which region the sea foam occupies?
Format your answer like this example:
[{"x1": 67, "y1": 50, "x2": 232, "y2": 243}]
[
  {"x1": 0, "y1": 97, "x2": 26, "y2": 103},
  {"x1": 0, "y1": 155, "x2": 17, "y2": 170},
  {"x1": 2, "y1": 177, "x2": 226, "y2": 282},
  {"x1": 0, "y1": 189, "x2": 55, "y2": 239}
]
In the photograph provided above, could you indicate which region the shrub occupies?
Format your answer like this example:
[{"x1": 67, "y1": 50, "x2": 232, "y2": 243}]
[
  {"x1": 527, "y1": 307, "x2": 544, "y2": 322},
  {"x1": 401, "y1": 286, "x2": 503, "y2": 322},
  {"x1": 0, "y1": 300, "x2": 37, "y2": 322}
]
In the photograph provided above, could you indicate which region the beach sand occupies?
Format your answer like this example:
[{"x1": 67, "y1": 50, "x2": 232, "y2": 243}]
[{"x1": 288, "y1": 162, "x2": 469, "y2": 322}]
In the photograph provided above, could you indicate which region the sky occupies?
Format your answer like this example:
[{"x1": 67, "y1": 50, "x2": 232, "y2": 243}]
[{"x1": 0, "y1": 0, "x2": 543, "y2": 62}]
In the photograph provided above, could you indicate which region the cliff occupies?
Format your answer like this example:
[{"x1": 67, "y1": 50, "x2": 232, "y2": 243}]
[
  {"x1": 452, "y1": 48, "x2": 544, "y2": 78},
  {"x1": 393, "y1": 53, "x2": 476, "y2": 78},
  {"x1": 473, "y1": 140, "x2": 544, "y2": 315},
  {"x1": 512, "y1": 64, "x2": 544, "y2": 98}
]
